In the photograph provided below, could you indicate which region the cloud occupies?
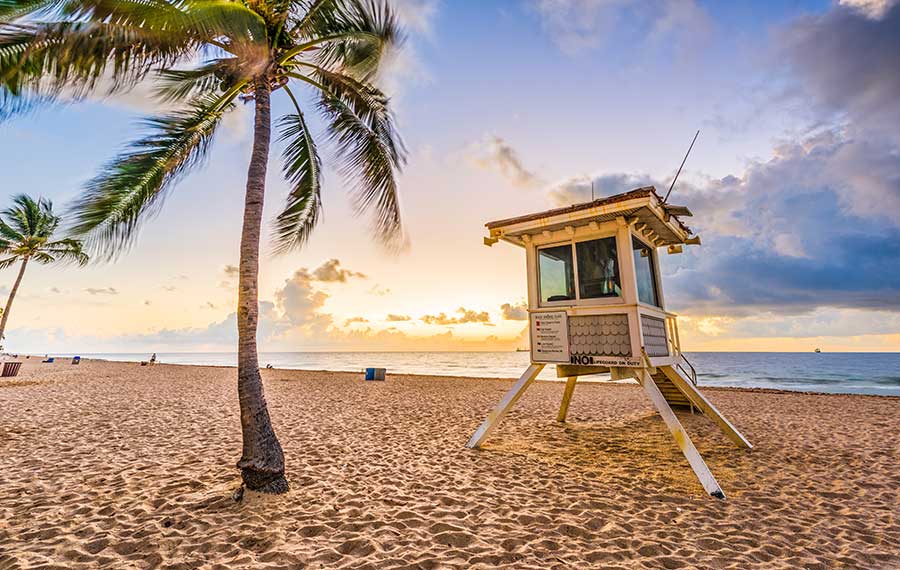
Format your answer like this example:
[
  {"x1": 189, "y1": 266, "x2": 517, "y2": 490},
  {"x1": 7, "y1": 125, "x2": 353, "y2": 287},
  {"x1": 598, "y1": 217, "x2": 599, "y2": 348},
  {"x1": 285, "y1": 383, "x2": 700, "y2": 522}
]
[
  {"x1": 162, "y1": 285, "x2": 177, "y2": 292},
  {"x1": 373, "y1": 0, "x2": 437, "y2": 111},
  {"x1": 471, "y1": 136, "x2": 541, "y2": 188},
  {"x1": 390, "y1": 0, "x2": 439, "y2": 35},
  {"x1": 540, "y1": 0, "x2": 900, "y2": 321},
  {"x1": 219, "y1": 264, "x2": 240, "y2": 289},
  {"x1": 273, "y1": 269, "x2": 331, "y2": 329},
  {"x1": 311, "y1": 259, "x2": 367, "y2": 282},
  {"x1": 656, "y1": 127, "x2": 900, "y2": 315},
  {"x1": 269, "y1": 259, "x2": 369, "y2": 334},
  {"x1": 368, "y1": 284, "x2": 391, "y2": 296},
  {"x1": 84, "y1": 287, "x2": 118, "y2": 296},
  {"x1": 5, "y1": 257, "x2": 528, "y2": 353},
  {"x1": 500, "y1": 302, "x2": 529, "y2": 320},
  {"x1": 421, "y1": 307, "x2": 492, "y2": 325},
  {"x1": 385, "y1": 314, "x2": 412, "y2": 322},
  {"x1": 532, "y1": 0, "x2": 710, "y2": 56},
  {"x1": 779, "y1": 2, "x2": 900, "y2": 139},
  {"x1": 680, "y1": 308, "x2": 900, "y2": 344},
  {"x1": 839, "y1": 0, "x2": 898, "y2": 19},
  {"x1": 548, "y1": 173, "x2": 658, "y2": 206}
]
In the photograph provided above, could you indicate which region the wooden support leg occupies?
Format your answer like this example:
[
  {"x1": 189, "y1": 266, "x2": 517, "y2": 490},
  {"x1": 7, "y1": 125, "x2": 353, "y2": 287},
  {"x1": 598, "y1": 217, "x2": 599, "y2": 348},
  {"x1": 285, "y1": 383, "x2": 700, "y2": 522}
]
[
  {"x1": 466, "y1": 364, "x2": 545, "y2": 449},
  {"x1": 639, "y1": 369, "x2": 726, "y2": 499},
  {"x1": 661, "y1": 366, "x2": 753, "y2": 450},
  {"x1": 557, "y1": 376, "x2": 578, "y2": 422}
]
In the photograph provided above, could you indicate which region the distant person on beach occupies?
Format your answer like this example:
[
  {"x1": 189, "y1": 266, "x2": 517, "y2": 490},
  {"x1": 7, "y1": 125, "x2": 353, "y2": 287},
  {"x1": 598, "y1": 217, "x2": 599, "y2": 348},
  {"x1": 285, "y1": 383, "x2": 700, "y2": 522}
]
[{"x1": 150, "y1": 353, "x2": 157, "y2": 365}]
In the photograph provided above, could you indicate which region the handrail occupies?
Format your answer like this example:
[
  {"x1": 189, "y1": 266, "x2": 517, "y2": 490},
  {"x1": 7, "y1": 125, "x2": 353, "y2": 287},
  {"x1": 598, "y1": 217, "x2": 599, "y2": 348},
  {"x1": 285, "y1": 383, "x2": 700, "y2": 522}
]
[
  {"x1": 677, "y1": 352, "x2": 698, "y2": 386},
  {"x1": 664, "y1": 314, "x2": 697, "y2": 386}
]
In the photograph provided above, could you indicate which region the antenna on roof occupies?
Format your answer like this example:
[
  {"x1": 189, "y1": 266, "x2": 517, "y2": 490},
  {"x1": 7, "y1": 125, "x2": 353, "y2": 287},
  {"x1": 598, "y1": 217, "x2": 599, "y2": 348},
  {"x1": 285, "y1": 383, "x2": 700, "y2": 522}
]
[{"x1": 663, "y1": 129, "x2": 700, "y2": 203}]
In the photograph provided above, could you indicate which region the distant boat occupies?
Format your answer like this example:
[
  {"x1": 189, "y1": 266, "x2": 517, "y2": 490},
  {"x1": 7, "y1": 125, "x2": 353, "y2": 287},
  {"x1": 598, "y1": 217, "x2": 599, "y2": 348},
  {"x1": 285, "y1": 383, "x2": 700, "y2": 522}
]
[
  {"x1": 516, "y1": 348, "x2": 529, "y2": 352},
  {"x1": 814, "y1": 348, "x2": 822, "y2": 353}
]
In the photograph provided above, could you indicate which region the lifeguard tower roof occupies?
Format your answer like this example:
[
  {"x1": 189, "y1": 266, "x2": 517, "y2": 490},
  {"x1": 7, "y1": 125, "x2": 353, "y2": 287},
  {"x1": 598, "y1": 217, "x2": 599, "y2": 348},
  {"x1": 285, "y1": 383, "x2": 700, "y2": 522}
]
[{"x1": 485, "y1": 186, "x2": 697, "y2": 248}]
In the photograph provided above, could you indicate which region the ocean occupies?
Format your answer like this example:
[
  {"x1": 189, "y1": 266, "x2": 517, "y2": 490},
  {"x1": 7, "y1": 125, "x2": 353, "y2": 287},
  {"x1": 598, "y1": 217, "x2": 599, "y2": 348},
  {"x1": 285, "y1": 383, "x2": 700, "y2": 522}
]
[{"x1": 69, "y1": 351, "x2": 900, "y2": 397}]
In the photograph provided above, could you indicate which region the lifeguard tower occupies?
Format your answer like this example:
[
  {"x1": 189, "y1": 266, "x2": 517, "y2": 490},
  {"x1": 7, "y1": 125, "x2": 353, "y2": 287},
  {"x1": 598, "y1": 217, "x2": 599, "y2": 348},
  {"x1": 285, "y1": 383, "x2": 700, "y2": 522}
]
[{"x1": 468, "y1": 186, "x2": 751, "y2": 499}]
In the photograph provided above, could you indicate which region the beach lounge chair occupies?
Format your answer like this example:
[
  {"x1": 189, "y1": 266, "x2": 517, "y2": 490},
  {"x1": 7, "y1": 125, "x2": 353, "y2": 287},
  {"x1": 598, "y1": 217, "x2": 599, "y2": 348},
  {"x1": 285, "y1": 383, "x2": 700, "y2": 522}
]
[
  {"x1": 1, "y1": 361, "x2": 22, "y2": 377},
  {"x1": 71, "y1": 356, "x2": 81, "y2": 365},
  {"x1": 42, "y1": 357, "x2": 54, "y2": 363}
]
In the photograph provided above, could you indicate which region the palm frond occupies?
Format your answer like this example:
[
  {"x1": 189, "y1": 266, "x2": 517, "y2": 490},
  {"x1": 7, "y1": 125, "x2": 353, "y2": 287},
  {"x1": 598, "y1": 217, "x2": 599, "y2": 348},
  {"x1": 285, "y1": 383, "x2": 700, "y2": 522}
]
[
  {"x1": 0, "y1": 20, "x2": 197, "y2": 118},
  {"x1": 154, "y1": 57, "x2": 242, "y2": 103},
  {"x1": 30, "y1": 250, "x2": 55, "y2": 264},
  {"x1": 288, "y1": 0, "x2": 336, "y2": 35},
  {"x1": 282, "y1": 0, "x2": 402, "y2": 81},
  {"x1": 170, "y1": 0, "x2": 269, "y2": 46},
  {"x1": 38, "y1": 237, "x2": 89, "y2": 264},
  {"x1": 316, "y1": 71, "x2": 405, "y2": 245},
  {"x1": 60, "y1": 0, "x2": 268, "y2": 45},
  {"x1": 0, "y1": 193, "x2": 82, "y2": 265},
  {"x1": 0, "y1": 0, "x2": 68, "y2": 20},
  {"x1": 0, "y1": 256, "x2": 18, "y2": 269},
  {"x1": 0, "y1": 0, "x2": 270, "y2": 118},
  {"x1": 0, "y1": 215, "x2": 25, "y2": 242},
  {"x1": 69, "y1": 86, "x2": 240, "y2": 258},
  {"x1": 273, "y1": 105, "x2": 322, "y2": 253},
  {"x1": 1, "y1": 193, "x2": 57, "y2": 237}
]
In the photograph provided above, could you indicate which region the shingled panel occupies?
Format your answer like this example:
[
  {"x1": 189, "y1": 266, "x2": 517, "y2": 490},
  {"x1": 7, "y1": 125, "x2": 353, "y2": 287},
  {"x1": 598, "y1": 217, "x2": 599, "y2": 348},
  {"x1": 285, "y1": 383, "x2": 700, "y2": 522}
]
[
  {"x1": 567, "y1": 314, "x2": 631, "y2": 357},
  {"x1": 641, "y1": 314, "x2": 669, "y2": 357}
]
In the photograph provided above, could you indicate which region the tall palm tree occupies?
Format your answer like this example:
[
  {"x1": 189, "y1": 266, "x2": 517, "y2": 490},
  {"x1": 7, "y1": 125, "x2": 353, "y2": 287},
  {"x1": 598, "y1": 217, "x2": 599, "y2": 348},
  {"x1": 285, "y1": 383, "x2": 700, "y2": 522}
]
[
  {"x1": 0, "y1": 0, "x2": 405, "y2": 493},
  {"x1": 0, "y1": 194, "x2": 89, "y2": 341}
]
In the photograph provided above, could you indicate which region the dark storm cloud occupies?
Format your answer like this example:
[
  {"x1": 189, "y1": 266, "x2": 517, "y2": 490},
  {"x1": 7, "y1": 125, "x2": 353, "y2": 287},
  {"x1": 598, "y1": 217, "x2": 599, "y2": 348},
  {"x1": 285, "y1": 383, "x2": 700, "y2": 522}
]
[
  {"x1": 780, "y1": 2, "x2": 900, "y2": 137},
  {"x1": 665, "y1": 132, "x2": 900, "y2": 315},
  {"x1": 587, "y1": 2, "x2": 900, "y2": 316}
]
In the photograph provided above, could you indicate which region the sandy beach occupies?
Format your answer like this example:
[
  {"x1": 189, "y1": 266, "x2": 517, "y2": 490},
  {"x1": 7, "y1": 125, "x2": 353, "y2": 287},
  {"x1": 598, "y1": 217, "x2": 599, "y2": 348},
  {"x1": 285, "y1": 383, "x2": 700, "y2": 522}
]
[{"x1": 1, "y1": 359, "x2": 898, "y2": 569}]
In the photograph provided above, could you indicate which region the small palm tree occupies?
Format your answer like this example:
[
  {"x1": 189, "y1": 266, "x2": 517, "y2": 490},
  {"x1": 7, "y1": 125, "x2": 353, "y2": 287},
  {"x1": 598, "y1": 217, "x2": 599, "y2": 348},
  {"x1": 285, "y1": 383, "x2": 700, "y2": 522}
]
[
  {"x1": 0, "y1": 0, "x2": 405, "y2": 493},
  {"x1": 0, "y1": 194, "x2": 89, "y2": 341}
]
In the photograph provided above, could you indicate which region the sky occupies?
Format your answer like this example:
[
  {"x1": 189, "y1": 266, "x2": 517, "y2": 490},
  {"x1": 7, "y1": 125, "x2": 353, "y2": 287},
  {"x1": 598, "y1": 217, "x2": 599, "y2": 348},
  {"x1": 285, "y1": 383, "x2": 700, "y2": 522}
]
[{"x1": 1, "y1": 0, "x2": 899, "y2": 353}]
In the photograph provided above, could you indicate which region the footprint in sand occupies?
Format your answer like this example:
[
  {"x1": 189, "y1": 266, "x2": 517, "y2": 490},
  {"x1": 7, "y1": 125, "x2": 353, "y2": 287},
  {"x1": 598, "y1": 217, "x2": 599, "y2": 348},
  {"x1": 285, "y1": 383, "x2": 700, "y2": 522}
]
[
  {"x1": 336, "y1": 538, "x2": 376, "y2": 556},
  {"x1": 83, "y1": 538, "x2": 109, "y2": 554},
  {"x1": 432, "y1": 531, "x2": 475, "y2": 548},
  {"x1": 297, "y1": 524, "x2": 328, "y2": 538}
]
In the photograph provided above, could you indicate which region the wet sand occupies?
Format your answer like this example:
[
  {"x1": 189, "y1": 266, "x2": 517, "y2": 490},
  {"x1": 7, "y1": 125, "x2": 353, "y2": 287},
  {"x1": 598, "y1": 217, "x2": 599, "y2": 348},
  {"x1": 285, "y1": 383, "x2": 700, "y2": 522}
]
[{"x1": 1, "y1": 359, "x2": 897, "y2": 569}]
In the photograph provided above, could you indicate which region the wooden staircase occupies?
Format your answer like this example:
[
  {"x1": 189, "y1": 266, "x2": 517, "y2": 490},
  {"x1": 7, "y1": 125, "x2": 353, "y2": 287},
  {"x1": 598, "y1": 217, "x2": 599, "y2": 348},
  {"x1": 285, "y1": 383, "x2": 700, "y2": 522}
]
[{"x1": 651, "y1": 368, "x2": 693, "y2": 408}]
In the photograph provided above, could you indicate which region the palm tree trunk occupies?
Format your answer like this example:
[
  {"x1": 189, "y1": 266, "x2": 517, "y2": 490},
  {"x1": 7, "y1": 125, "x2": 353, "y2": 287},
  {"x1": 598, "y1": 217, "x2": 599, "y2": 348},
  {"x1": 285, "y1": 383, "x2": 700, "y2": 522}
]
[
  {"x1": 235, "y1": 80, "x2": 288, "y2": 494},
  {"x1": 0, "y1": 257, "x2": 28, "y2": 342}
]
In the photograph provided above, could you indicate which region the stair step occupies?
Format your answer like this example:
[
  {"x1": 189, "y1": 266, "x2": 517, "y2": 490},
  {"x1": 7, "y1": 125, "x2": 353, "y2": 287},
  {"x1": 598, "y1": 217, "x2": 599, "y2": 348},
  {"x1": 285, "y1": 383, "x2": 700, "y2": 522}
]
[{"x1": 651, "y1": 371, "x2": 693, "y2": 408}]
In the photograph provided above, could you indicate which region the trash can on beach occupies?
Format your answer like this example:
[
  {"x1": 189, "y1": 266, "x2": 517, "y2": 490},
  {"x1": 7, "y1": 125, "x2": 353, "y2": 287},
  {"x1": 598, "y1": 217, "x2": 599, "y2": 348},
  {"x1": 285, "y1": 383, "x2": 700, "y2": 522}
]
[{"x1": 365, "y1": 368, "x2": 386, "y2": 381}]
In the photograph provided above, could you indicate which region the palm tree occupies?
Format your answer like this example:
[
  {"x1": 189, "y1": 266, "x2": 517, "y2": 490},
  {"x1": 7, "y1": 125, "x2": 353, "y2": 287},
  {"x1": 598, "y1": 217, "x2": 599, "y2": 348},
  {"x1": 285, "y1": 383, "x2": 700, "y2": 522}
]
[
  {"x1": 0, "y1": 0, "x2": 405, "y2": 493},
  {"x1": 0, "y1": 194, "x2": 89, "y2": 341}
]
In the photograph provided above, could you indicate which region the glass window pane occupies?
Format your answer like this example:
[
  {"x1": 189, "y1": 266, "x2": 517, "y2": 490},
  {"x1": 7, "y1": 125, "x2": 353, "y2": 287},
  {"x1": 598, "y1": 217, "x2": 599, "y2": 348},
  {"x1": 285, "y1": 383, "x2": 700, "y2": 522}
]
[
  {"x1": 539, "y1": 245, "x2": 575, "y2": 303},
  {"x1": 576, "y1": 237, "x2": 621, "y2": 299},
  {"x1": 632, "y1": 236, "x2": 660, "y2": 306}
]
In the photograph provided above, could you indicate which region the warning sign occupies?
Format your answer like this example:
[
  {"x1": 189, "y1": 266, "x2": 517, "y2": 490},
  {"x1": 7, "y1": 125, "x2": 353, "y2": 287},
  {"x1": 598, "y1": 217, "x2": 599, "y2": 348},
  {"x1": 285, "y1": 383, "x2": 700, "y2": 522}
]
[{"x1": 530, "y1": 311, "x2": 569, "y2": 363}]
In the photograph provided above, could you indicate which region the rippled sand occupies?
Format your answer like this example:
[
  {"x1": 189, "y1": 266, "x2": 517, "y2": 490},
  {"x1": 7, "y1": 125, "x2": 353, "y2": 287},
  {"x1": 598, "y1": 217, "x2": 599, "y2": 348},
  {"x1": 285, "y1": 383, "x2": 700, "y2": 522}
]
[{"x1": 1, "y1": 359, "x2": 897, "y2": 569}]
